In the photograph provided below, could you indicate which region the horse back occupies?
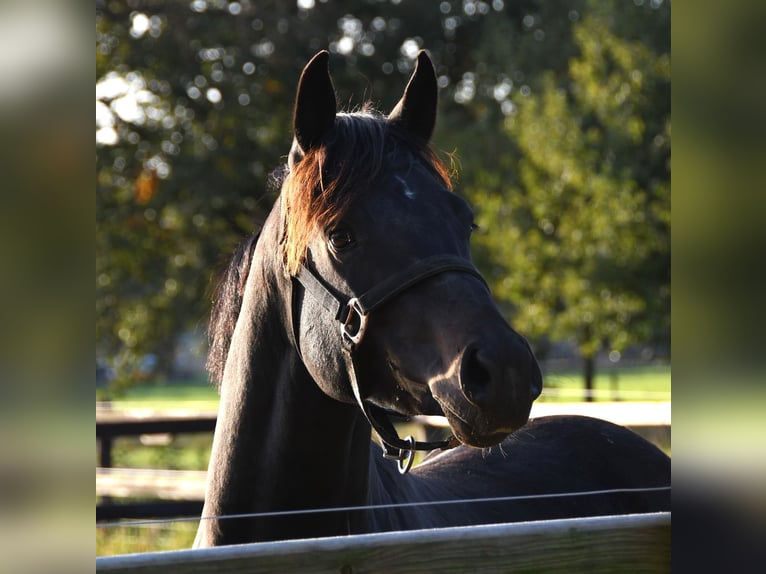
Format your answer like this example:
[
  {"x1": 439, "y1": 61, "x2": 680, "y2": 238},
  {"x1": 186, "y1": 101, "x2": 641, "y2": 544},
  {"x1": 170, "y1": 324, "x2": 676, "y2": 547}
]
[{"x1": 371, "y1": 415, "x2": 670, "y2": 530}]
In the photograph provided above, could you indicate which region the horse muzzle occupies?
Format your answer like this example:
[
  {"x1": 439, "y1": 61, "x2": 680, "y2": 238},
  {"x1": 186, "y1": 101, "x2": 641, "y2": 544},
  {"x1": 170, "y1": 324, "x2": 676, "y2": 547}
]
[{"x1": 428, "y1": 336, "x2": 542, "y2": 448}]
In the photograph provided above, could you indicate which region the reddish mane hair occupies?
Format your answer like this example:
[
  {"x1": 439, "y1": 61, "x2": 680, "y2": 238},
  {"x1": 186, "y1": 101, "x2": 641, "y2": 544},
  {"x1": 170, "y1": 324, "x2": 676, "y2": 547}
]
[{"x1": 280, "y1": 109, "x2": 453, "y2": 275}]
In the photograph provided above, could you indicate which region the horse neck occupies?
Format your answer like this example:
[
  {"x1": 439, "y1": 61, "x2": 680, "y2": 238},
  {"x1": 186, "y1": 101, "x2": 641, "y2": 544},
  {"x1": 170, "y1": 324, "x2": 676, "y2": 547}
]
[{"x1": 195, "y1": 232, "x2": 373, "y2": 546}]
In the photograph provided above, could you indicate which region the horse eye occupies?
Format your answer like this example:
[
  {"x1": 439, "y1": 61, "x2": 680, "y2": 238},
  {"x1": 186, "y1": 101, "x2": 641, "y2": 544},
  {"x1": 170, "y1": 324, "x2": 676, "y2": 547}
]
[
  {"x1": 470, "y1": 222, "x2": 480, "y2": 233},
  {"x1": 328, "y1": 227, "x2": 355, "y2": 251}
]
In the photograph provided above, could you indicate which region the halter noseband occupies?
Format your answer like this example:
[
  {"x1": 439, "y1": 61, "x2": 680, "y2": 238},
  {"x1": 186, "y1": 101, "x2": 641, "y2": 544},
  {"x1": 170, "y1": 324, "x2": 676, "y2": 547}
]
[{"x1": 292, "y1": 254, "x2": 488, "y2": 474}]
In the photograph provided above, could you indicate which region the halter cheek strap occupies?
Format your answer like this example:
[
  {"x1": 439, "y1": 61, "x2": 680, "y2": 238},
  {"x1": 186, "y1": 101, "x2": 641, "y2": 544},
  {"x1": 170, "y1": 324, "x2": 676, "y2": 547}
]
[{"x1": 292, "y1": 254, "x2": 487, "y2": 473}]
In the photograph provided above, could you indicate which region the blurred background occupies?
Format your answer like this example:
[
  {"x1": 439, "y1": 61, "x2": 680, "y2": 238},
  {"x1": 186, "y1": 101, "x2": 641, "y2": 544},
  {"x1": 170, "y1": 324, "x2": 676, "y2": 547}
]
[
  {"x1": 94, "y1": 0, "x2": 674, "y2": 556},
  {"x1": 96, "y1": 0, "x2": 670, "y2": 399},
  {"x1": 4, "y1": 0, "x2": 766, "y2": 569}
]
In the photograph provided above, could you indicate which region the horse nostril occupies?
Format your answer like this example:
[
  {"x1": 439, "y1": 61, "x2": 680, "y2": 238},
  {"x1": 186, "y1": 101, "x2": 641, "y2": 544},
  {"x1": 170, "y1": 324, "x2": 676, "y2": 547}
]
[{"x1": 460, "y1": 347, "x2": 493, "y2": 406}]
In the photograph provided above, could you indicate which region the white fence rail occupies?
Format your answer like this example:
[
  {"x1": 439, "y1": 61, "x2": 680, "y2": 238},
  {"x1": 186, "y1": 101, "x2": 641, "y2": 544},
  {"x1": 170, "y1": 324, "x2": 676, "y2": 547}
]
[
  {"x1": 97, "y1": 403, "x2": 670, "y2": 514},
  {"x1": 418, "y1": 401, "x2": 670, "y2": 428}
]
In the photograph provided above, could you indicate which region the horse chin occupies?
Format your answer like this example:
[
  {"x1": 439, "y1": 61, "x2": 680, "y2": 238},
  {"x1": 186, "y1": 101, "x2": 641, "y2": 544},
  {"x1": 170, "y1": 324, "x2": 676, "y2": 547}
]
[
  {"x1": 428, "y1": 379, "x2": 531, "y2": 448},
  {"x1": 437, "y1": 400, "x2": 518, "y2": 448}
]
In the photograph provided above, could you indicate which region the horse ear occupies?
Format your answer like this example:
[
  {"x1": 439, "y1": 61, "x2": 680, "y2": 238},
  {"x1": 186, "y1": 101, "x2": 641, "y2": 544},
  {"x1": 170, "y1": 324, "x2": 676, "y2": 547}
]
[
  {"x1": 388, "y1": 50, "x2": 438, "y2": 142},
  {"x1": 293, "y1": 50, "x2": 337, "y2": 153}
]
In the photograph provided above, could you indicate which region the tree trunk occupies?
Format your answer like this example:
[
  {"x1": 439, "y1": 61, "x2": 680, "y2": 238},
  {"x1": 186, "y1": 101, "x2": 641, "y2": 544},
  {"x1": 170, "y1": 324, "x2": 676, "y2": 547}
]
[{"x1": 583, "y1": 354, "x2": 595, "y2": 402}]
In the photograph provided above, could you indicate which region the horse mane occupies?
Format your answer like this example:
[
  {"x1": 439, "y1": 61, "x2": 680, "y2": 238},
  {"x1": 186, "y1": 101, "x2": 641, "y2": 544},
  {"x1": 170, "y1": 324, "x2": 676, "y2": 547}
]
[
  {"x1": 207, "y1": 107, "x2": 453, "y2": 386},
  {"x1": 280, "y1": 108, "x2": 453, "y2": 275},
  {"x1": 206, "y1": 232, "x2": 259, "y2": 388}
]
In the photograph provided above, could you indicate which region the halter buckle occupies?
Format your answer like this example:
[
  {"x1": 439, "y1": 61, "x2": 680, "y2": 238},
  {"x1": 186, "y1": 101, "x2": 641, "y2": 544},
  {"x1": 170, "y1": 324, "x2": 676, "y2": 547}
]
[{"x1": 341, "y1": 298, "x2": 368, "y2": 349}]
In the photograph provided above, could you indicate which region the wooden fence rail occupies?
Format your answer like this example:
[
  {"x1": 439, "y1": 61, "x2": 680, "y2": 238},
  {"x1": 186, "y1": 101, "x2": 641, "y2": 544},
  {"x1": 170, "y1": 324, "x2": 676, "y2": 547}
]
[
  {"x1": 96, "y1": 408, "x2": 217, "y2": 520},
  {"x1": 97, "y1": 468, "x2": 208, "y2": 500},
  {"x1": 96, "y1": 407, "x2": 217, "y2": 468},
  {"x1": 96, "y1": 403, "x2": 670, "y2": 520},
  {"x1": 96, "y1": 512, "x2": 671, "y2": 574}
]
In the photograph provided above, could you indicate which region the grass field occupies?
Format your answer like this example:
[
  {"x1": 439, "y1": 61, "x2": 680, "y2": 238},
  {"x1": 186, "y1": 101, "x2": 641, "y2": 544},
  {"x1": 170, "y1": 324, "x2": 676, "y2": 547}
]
[
  {"x1": 540, "y1": 363, "x2": 670, "y2": 401},
  {"x1": 96, "y1": 378, "x2": 218, "y2": 409},
  {"x1": 97, "y1": 521, "x2": 199, "y2": 557},
  {"x1": 98, "y1": 364, "x2": 670, "y2": 410}
]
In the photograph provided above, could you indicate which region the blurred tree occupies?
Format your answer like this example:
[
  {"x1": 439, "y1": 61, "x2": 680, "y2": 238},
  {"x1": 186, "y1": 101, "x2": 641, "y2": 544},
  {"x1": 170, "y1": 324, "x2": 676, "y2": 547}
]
[
  {"x1": 96, "y1": 0, "x2": 669, "y2": 394},
  {"x1": 95, "y1": 0, "x2": 490, "y2": 387},
  {"x1": 462, "y1": 3, "x2": 670, "y2": 396}
]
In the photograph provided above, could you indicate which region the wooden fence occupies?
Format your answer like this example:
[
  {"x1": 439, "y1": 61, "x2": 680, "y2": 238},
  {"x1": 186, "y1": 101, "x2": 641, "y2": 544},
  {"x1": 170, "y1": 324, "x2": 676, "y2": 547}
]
[
  {"x1": 96, "y1": 406, "x2": 217, "y2": 468},
  {"x1": 96, "y1": 512, "x2": 671, "y2": 573},
  {"x1": 96, "y1": 407, "x2": 216, "y2": 520},
  {"x1": 97, "y1": 402, "x2": 670, "y2": 520}
]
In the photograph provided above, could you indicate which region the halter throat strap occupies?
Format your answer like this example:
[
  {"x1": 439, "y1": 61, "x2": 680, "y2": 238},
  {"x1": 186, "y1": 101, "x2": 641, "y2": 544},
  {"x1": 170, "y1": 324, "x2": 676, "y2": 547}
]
[{"x1": 292, "y1": 254, "x2": 487, "y2": 473}]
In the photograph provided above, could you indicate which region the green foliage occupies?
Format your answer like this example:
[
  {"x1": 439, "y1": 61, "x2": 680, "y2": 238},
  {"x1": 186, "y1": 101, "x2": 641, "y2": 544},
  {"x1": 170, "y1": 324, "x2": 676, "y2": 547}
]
[
  {"x1": 464, "y1": 5, "x2": 669, "y2": 365},
  {"x1": 96, "y1": 0, "x2": 669, "y2": 389}
]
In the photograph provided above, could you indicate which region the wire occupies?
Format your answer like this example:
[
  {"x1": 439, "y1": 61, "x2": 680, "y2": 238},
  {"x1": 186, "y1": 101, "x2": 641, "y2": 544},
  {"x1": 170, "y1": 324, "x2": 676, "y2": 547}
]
[{"x1": 96, "y1": 485, "x2": 671, "y2": 529}]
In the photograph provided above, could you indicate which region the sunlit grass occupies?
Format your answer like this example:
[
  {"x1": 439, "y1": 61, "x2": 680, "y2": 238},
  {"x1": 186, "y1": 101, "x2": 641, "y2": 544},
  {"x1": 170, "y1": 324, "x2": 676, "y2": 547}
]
[
  {"x1": 97, "y1": 379, "x2": 220, "y2": 411},
  {"x1": 106, "y1": 433, "x2": 213, "y2": 471},
  {"x1": 97, "y1": 521, "x2": 198, "y2": 557},
  {"x1": 540, "y1": 364, "x2": 670, "y2": 402},
  {"x1": 96, "y1": 364, "x2": 671, "y2": 409}
]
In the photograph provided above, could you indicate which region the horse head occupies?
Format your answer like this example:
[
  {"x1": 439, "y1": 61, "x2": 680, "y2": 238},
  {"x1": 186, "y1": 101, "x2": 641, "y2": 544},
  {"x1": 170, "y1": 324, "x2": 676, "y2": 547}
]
[{"x1": 281, "y1": 51, "x2": 542, "y2": 453}]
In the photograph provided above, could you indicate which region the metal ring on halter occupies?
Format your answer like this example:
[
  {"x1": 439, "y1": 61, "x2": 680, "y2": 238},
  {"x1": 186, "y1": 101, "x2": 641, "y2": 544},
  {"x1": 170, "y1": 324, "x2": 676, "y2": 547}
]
[
  {"x1": 340, "y1": 298, "x2": 368, "y2": 349},
  {"x1": 397, "y1": 435, "x2": 416, "y2": 474}
]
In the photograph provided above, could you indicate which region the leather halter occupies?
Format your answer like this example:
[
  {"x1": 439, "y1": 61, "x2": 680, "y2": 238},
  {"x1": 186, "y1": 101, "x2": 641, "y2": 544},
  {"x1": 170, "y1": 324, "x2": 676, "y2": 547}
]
[{"x1": 292, "y1": 254, "x2": 488, "y2": 473}]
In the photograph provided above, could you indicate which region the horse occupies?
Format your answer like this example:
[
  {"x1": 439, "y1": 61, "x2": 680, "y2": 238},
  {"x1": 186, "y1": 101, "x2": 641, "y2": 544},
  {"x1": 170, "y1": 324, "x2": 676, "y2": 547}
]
[{"x1": 193, "y1": 50, "x2": 670, "y2": 547}]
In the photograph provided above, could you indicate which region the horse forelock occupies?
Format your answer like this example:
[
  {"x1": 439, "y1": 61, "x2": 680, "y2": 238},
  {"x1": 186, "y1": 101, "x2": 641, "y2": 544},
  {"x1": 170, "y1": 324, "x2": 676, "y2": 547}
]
[{"x1": 281, "y1": 109, "x2": 453, "y2": 276}]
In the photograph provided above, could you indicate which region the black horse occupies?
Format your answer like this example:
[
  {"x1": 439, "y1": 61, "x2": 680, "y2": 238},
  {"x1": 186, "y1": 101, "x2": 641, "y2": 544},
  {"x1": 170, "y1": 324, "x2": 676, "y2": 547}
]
[{"x1": 194, "y1": 51, "x2": 669, "y2": 547}]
